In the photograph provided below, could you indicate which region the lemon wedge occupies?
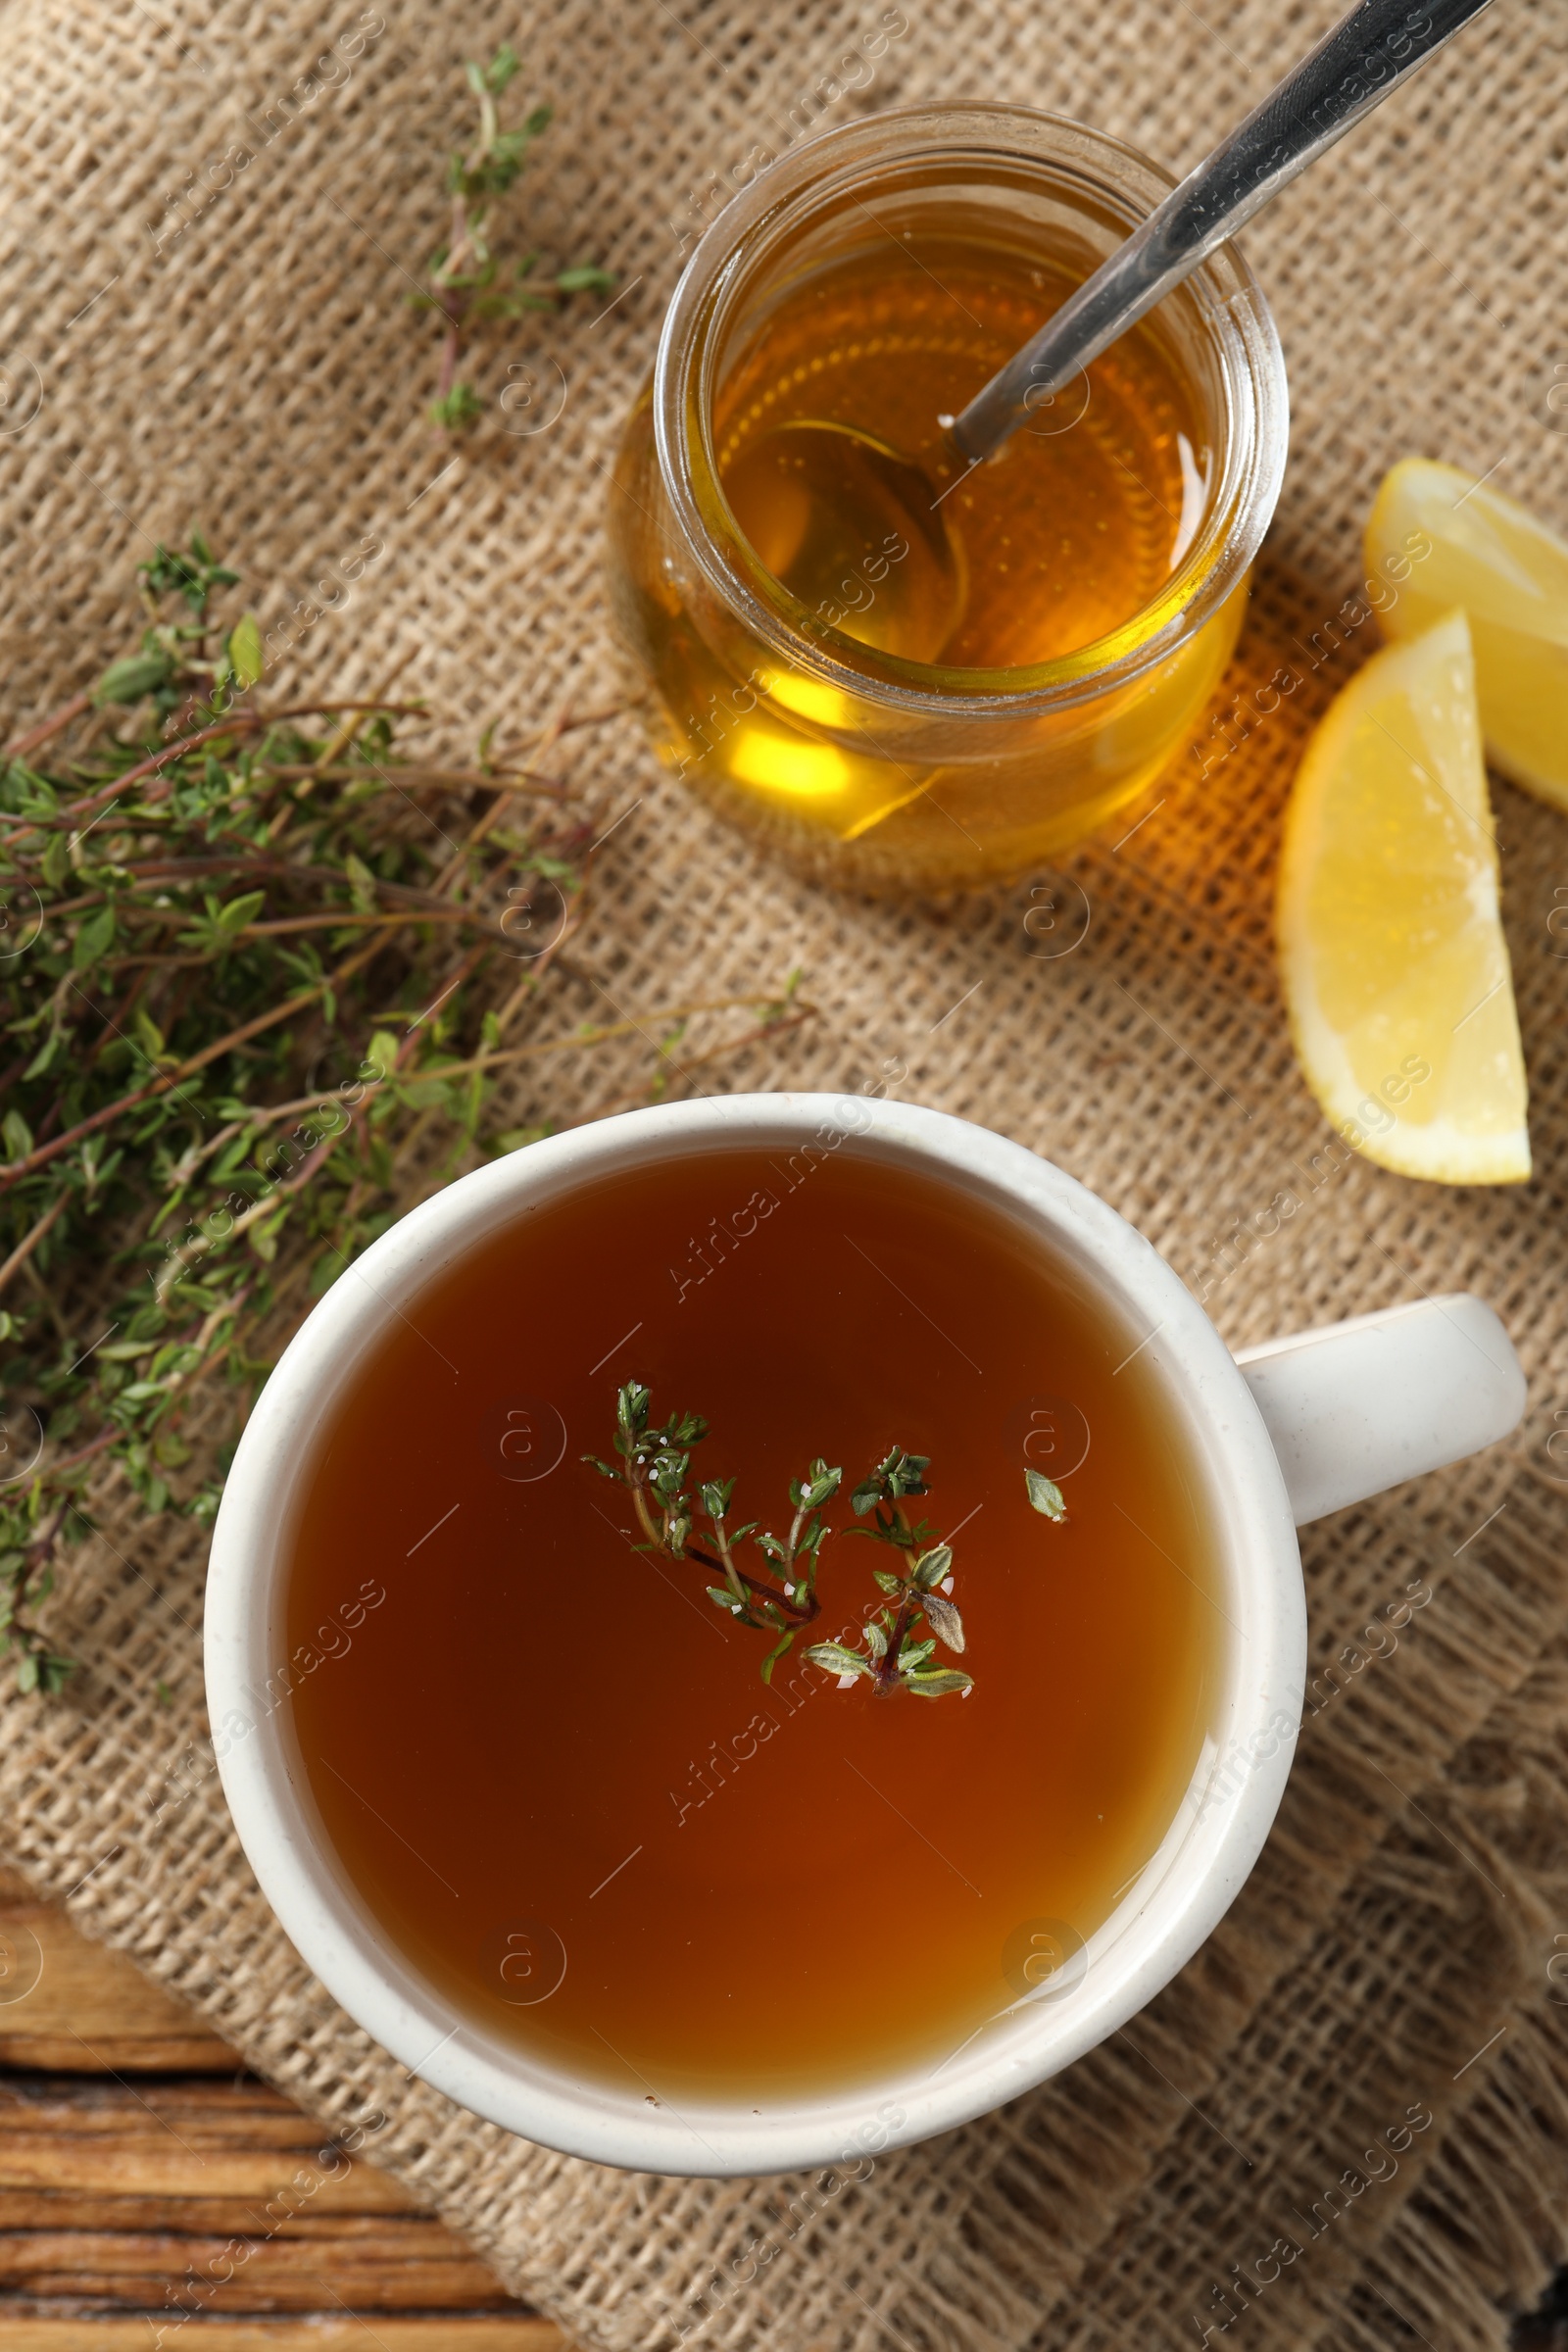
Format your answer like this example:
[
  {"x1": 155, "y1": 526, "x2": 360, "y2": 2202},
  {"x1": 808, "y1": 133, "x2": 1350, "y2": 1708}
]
[
  {"x1": 1277, "y1": 608, "x2": 1530, "y2": 1185},
  {"x1": 1366, "y1": 457, "x2": 1568, "y2": 810}
]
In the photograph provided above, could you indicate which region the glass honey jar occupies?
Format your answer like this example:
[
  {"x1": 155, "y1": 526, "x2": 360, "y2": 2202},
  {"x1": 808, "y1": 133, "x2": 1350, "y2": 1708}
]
[{"x1": 606, "y1": 103, "x2": 1288, "y2": 894}]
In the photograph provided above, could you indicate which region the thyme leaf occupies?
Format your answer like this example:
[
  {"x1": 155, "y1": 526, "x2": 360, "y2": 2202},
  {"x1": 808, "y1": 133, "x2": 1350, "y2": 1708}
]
[{"x1": 1025, "y1": 1466, "x2": 1067, "y2": 1522}]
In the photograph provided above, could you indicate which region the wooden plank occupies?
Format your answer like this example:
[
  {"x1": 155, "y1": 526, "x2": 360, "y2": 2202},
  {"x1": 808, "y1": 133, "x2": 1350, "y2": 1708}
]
[
  {"x1": 0, "y1": 1876, "x2": 547, "y2": 2333},
  {"x1": 0, "y1": 2219, "x2": 513, "y2": 2307},
  {"x1": 0, "y1": 2326, "x2": 564, "y2": 2349},
  {"x1": 0, "y1": 2080, "x2": 419, "y2": 2211},
  {"x1": 0, "y1": 2189, "x2": 423, "y2": 2228},
  {"x1": 0, "y1": 2084, "x2": 513, "y2": 2310},
  {"x1": 0, "y1": 2076, "x2": 359, "y2": 2144},
  {"x1": 0, "y1": 1876, "x2": 231, "y2": 2074}
]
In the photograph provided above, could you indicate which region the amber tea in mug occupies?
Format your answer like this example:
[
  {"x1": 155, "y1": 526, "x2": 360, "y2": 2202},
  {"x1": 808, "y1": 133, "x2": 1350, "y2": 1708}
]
[{"x1": 283, "y1": 1141, "x2": 1221, "y2": 2103}]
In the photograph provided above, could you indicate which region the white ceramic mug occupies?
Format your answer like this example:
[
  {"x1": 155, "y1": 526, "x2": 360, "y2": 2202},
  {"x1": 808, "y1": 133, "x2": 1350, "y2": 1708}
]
[{"x1": 206, "y1": 1095, "x2": 1524, "y2": 2177}]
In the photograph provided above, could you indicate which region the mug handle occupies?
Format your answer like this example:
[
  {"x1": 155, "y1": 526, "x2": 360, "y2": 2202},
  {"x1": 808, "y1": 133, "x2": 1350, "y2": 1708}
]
[{"x1": 1233, "y1": 1294, "x2": 1526, "y2": 1526}]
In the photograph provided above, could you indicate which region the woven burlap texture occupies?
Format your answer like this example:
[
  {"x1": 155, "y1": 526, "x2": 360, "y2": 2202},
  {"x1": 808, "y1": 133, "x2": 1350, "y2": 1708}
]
[{"x1": 2, "y1": 1, "x2": 1566, "y2": 2346}]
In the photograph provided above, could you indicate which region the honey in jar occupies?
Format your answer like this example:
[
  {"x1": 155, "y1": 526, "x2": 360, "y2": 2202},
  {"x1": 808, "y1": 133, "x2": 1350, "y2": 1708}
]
[{"x1": 606, "y1": 106, "x2": 1286, "y2": 892}]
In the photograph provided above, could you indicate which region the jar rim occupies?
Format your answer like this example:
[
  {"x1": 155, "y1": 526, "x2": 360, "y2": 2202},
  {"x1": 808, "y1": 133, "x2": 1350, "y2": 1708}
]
[{"x1": 652, "y1": 100, "x2": 1289, "y2": 720}]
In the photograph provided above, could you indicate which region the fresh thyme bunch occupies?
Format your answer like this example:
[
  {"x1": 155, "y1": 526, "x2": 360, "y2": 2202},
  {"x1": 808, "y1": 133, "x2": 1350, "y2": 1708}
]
[
  {"x1": 0, "y1": 546, "x2": 808, "y2": 1693},
  {"x1": 587, "y1": 1385, "x2": 1045, "y2": 1699},
  {"x1": 414, "y1": 46, "x2": 616, "y2": 432}
]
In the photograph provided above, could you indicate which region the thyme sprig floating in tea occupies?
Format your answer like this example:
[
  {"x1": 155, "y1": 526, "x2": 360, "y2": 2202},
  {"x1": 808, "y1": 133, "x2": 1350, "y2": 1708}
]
[
  {"x1": 413, "y1": 45, "x2": 616, "y2": 432},
  {"x1": 0, "y1": 547, "x2": 812, "y2": 1693},
  {"x1": 586, "y1": 1384, "x2": 979, "y2": 1698}
]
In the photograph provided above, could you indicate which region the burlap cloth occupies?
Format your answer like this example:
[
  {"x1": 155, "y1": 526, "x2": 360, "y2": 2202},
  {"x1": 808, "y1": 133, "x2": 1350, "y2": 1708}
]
[{"x1": 3, "y1": 0, "x2": 1567, "y2": 2343}]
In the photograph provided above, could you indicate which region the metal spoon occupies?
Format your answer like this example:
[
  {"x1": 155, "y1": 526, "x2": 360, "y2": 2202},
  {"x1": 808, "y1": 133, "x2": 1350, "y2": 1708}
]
[
  {"x1": 722, "y1": 0, "x2": 1495, "y2": 662},
  {"x1": 722, "y1": 418, "x2": 964, "y2": 662},
  {"x1": 954, "y1": 0, "x2": 1497, "y2": 463}
]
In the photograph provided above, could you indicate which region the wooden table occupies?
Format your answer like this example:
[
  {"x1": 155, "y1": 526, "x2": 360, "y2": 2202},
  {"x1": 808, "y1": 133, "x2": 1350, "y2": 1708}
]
[
  {"x1": 7, "y1": 1863, "x2": 1562, "y2": 2350},
  {"x1": 0, "y1": 1867, "x2": 564, "y2": 2348}
]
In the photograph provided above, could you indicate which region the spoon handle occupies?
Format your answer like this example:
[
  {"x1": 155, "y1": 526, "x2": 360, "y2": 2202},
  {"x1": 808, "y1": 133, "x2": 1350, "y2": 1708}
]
[{"x1": 952, "y1": 0, "x2": 1497, "y2": 464}]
